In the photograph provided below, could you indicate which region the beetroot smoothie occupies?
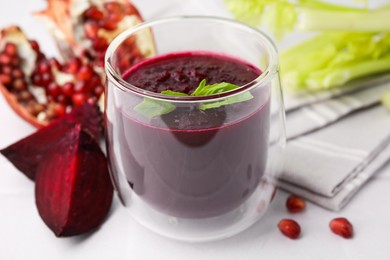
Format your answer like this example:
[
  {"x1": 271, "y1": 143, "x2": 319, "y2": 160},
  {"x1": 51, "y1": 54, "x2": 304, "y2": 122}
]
[{"x1": 109, "y1": 52, "x2": 270, "y2": 218}]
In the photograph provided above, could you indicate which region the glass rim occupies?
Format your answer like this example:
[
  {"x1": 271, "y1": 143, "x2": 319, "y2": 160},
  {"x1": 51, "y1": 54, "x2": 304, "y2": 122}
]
[{"x1": 105, "y1": 15, "x2": 279, "y2": 103}]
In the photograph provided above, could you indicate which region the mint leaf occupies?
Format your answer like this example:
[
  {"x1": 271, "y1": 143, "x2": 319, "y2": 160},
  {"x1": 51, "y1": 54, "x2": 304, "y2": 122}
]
[
  {"x1": 192, "y1": 80, "x2": 253, "y2": 110},
  {"x1": 160, "y1": 90, "x2": 189, "y2": 96},
  {"x1": 134, "y1": 79, "x2": 253, "y2": 118},
  {"x1": 134, "y1": 98, "x2": 176, "y2": 118},
  {"x1": 200, "y1": 91, "x2": 254, "y2": 110}
]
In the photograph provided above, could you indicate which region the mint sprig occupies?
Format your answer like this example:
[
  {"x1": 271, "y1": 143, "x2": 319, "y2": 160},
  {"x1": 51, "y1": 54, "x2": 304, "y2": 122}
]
[{"x1": 134, "y1": 79, "x2": 253, "y2": 118}]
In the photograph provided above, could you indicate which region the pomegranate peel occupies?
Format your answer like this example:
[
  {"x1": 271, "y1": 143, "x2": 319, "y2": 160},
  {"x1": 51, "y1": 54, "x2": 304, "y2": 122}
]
[
  {"x1": 35, "y1": 0, "x2": 155, "y2": 69},
  {"x1": 35, "y1": 124, "x2": 113, "y2": 237},
  {"x1": 0, "y1": 103, "x2": 102, "y2": 180}
]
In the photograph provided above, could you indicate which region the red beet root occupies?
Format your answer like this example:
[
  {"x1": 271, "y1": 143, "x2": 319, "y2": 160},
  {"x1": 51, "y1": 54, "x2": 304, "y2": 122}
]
[
  {"x1": 35, "y1": 124, "x2": 113, "y2": 237},
  {"x1": 0, "y1": 104, "x2": 102, "y2": 180}
]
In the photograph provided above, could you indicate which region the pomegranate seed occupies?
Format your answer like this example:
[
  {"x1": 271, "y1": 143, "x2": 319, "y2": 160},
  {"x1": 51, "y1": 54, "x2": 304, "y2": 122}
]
[
  {"x1": 29, "y1": 40, "x2": 40, "y2": 52},
  {"x1": 11, "y1": 57, "x2": 20, "y2": 67},
  {"x1": 72, "y1": 93, "x2": 87, "y2": 106},
  {"x1": 74, "y1": 81, "x2": 89, "y2": 93},
  {"x1": 124, "y1": 3, "x2": 137, "y2": 15},
  {"x1": 2, "y1": 65, "x2": 12, "y2": 75},
  {"x1": 89, "y1": 74, "x2": 101, "y2": 86},
  {"x1": 329, "y1": 218, "x2": 353, "y2": 239},
  {"x1": 4, "y1": 43, "x2": 17, "y2": 56},
  {"x1": 48, "y1": 58, "x2": 61, "y2": 70},
  {"x1": 98, "y1": 19, "x2": 117, "y2": 31},
  {"x1": 67, "y1": 58, "x2": 82, "y2": 74},
  {"x1": 53, "y1": 103, "x2": 66, "y2": 117},
  {"x1": 12, "y1": 68, "x2": 24, "y2": 79},
  {"x1": 13, "y1": 78, "x2": 27, "y2": 91},
  {"x1": 76, "y1": 65, "x2": 93, "y2": 81},
  {"x1": 56, "y1": 94, "x2": 69, "y2": 105},
  {"x1": 87, "y1": 96, "x2": 98, "y2": 106},
  {"x1": 0, "y1": 54, "x2": 11, "y2": 65},
  {"x1": 18, "y1": 90, "x2": 33, "y2": 101},
  {"x1": 84, "y1": 22, "x2": 99, "y2": 39},
  {"x1": 103, "y1": 2, "x2": 123, "y2": 13},
  {"x1": 0, "y1": 74, "x2": 12, "y2": 85},
  {"x1": 84, "y1": 6, "x2": 104, "y2": 20},
  {"x1": 41, "y1": 73, "x2": 53, "y2": 87},
  {"x1": 286, "y1": 195, "x2": 306, "y2": 213},
  {"x1": 108, "y1": 13, "x2": 124, "y2": 23},
  {"x1": 31, "y1": 74, "x2": 42, "y2": 86},
  {"x1": 47, "y1": 82, "x2": 61, "y2": 97},
  {"x1": 94, "y1": 86, "x2": 104, "y2": 96},
  {"x1": 62, "y1": 82, "x2": 75, "y2": 97},
  {"x1": 278, "y1": 219, "x2": 301, "y2": 239},
  {"x1": 38, "y1": 62, "x2": 51, "y2": 74},
  {"x1": 92, "y1": 37, "x2": 109, "y2": 51}
]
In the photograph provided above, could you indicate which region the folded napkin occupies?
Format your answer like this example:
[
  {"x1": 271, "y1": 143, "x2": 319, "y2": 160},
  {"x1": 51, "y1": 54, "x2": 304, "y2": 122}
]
[{"x1": 280, "y1": 79, "x2": 390, "y2": 211}]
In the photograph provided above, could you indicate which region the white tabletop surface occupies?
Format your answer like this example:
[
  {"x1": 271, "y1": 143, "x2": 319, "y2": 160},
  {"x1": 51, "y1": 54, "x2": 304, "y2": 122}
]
[{"x1": 1, "y1": 0, "x2": 390, "y2": 259}]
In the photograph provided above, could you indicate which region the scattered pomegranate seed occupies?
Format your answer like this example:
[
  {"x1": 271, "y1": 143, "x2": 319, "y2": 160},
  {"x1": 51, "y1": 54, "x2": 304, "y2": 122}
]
[
  {"x1": 278, "y1": 219, "x2": 301, "y2": 239},
  {"x1": 286, "y1": 195, "x2": 306, "y2": 213},
  {"x1": 329, "y1": 218, "x2": 353, "y2": 239},
  {"x1": 84, "y1": 6, "x2": 104, "y2": 20}
]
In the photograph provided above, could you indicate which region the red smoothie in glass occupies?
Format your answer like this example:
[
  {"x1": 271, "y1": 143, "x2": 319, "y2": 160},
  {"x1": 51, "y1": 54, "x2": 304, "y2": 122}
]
[{"x1": 112, "y1": 51, "x2": 270, "y2": 218}]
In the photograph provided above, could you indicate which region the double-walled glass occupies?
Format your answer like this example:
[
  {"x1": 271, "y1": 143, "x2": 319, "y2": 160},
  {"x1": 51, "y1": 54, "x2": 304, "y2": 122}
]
[{"x1": 105, "y1": 16, "x2": 286, "y2": 242}]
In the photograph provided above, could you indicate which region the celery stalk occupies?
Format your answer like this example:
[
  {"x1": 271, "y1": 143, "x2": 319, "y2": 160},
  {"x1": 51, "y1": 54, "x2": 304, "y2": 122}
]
[
  {"x1": 305, "y1": 57, "x2": 390, "y2": 90},
  {"x1": 382, "y1": 92, "x2": 390, "y2": 112},
  {"x1": 225, "y1": 0, "x2": 390, "y2": 38},
  {"x1": 298, "y1": 9, "x2": 390, "y2": 32}
]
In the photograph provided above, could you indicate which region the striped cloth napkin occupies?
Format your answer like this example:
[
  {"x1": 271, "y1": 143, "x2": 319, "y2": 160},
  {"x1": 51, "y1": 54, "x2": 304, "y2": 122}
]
[{"x1": 280, "y1": 75, "x2": 390, "y2": 211}]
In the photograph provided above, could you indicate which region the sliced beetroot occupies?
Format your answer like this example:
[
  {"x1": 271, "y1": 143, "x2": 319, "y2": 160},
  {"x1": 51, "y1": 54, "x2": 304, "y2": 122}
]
[
  {"x1": 0, "y1": 103, "x2": 102, "y2": 180},
  {"x1": 35, "y1": 124, "x2": 113, "y2": 237}
]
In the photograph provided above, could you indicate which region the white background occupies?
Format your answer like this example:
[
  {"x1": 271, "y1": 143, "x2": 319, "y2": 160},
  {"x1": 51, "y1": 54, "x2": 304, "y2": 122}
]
[{"x1": 1, "y1": 0, "x2": 390, "y2": 259}]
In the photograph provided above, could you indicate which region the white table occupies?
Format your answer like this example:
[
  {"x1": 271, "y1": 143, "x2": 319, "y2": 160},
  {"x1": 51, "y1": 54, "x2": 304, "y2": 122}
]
[{"x1": 1, "y1": 1, "x2": 389, "y2": 259}]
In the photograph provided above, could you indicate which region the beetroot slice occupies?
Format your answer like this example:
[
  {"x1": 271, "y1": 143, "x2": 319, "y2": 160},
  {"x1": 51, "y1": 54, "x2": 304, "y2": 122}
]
[
  {"x1": 35, "y1": 124, "x2": 113, "y2": 237},
  {"x1": 0, "y1": 103, "x2": 101, "y2": 180}
]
